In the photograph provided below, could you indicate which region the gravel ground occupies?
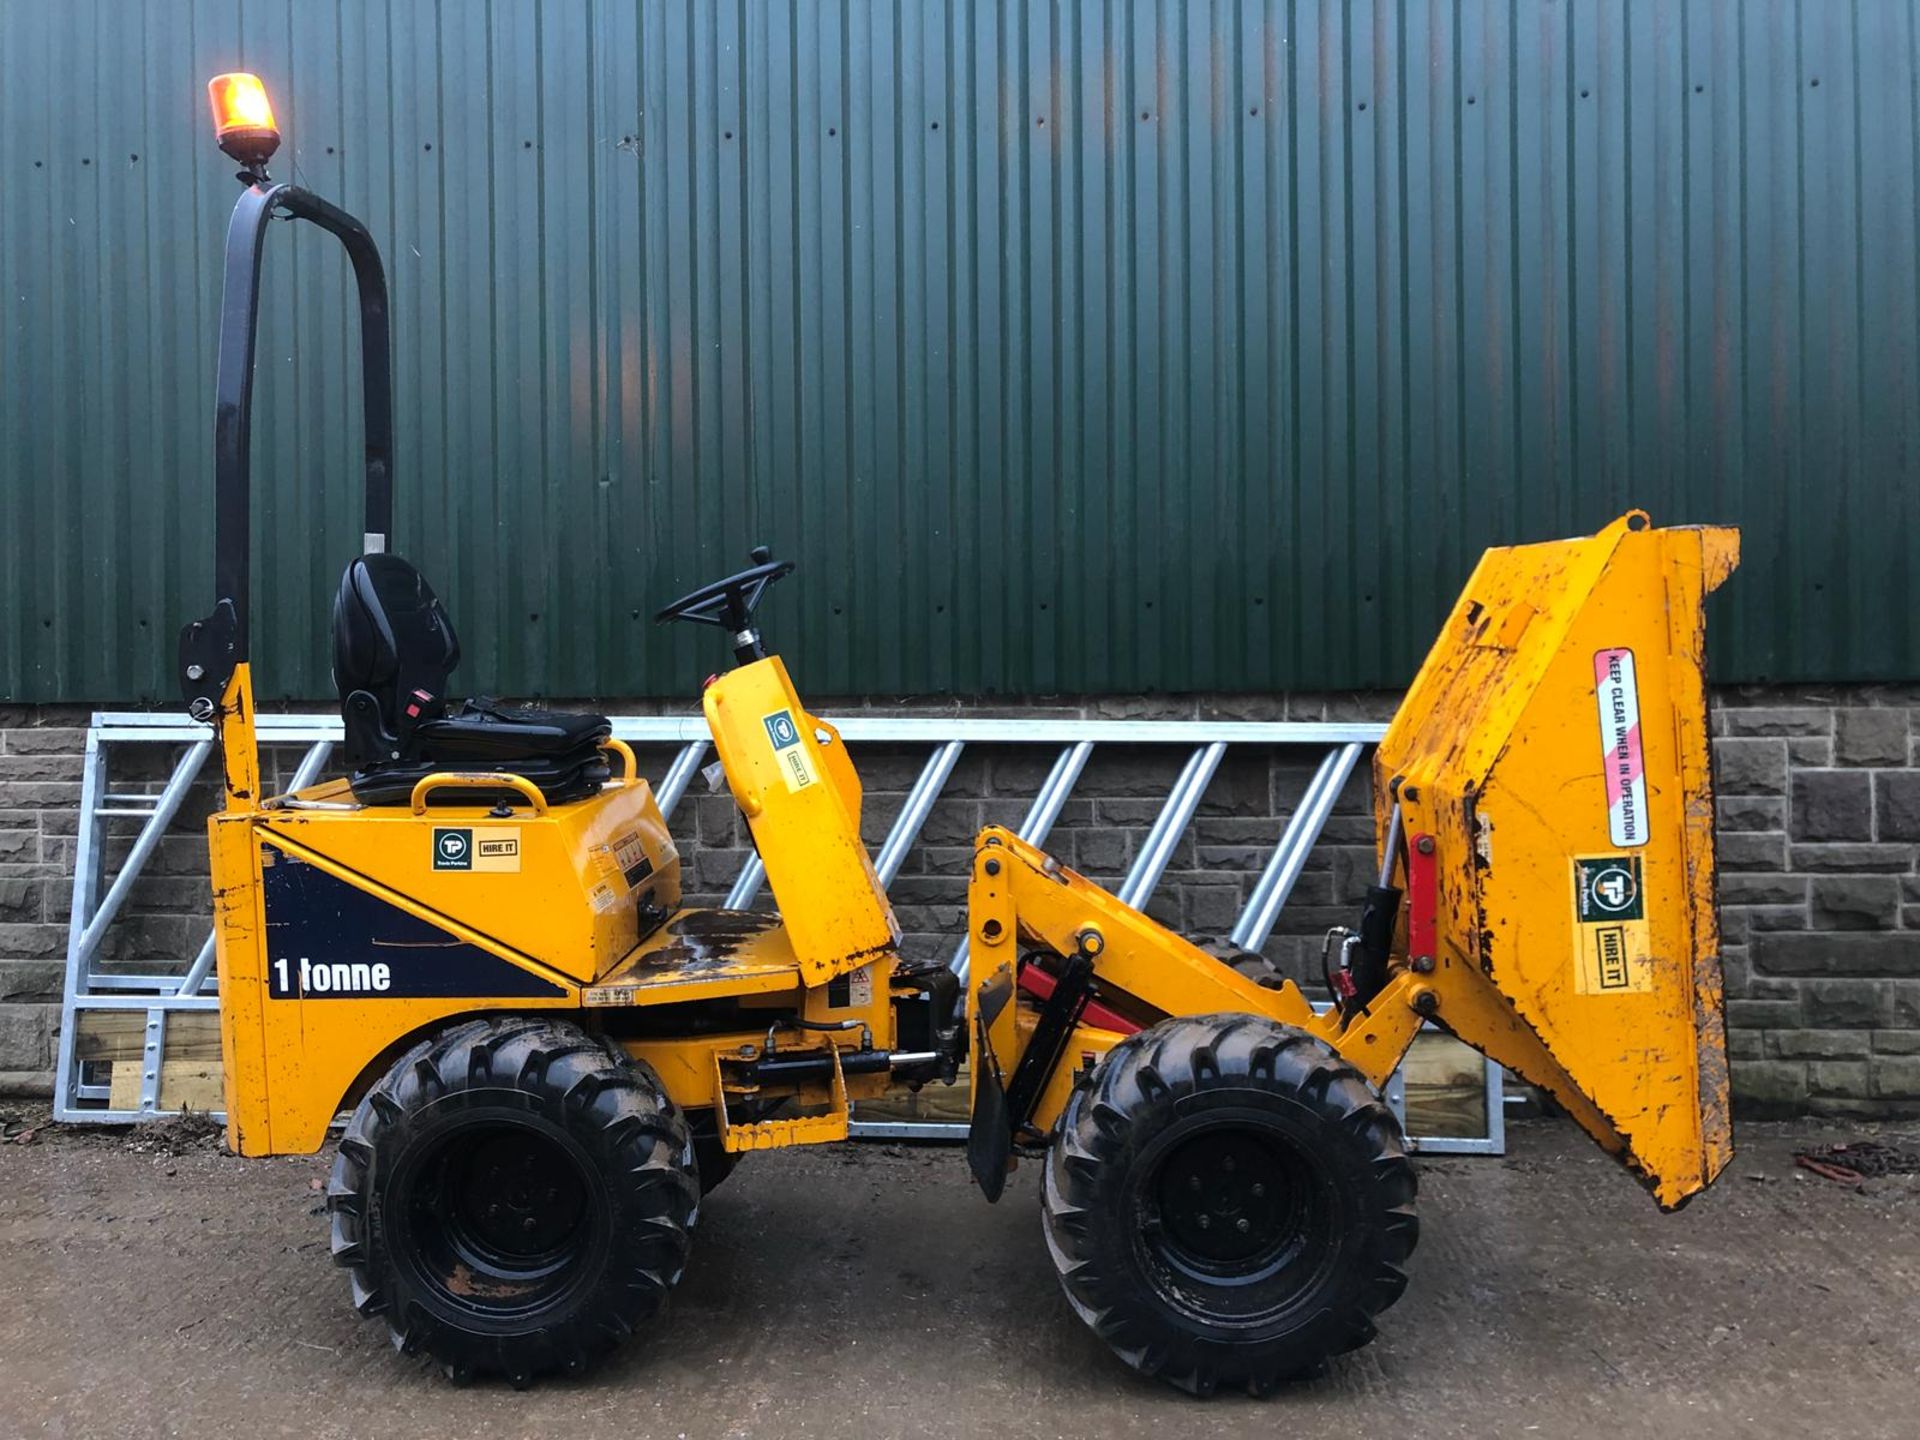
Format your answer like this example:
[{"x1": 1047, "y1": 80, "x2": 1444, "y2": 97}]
[{"x1": 0, "y1": 1115, "x2": 1915, "y2": 1440}]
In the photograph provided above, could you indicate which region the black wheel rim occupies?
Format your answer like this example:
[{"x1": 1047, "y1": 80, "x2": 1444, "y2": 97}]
[
  {"x1": 396, "y1": 1115, "x2": 602, "y2": 1322},
  {"x1": 1133, "y1": 1113, "x2": 1341, "y2": 1327}
]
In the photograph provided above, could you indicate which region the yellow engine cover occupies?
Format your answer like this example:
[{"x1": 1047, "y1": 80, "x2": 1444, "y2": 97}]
[
  {"x1": 1377, "y1": 512, "x2": 1738, "y2": 1208},
  {"x1": 259, "y1": 775, "x2": 681, "y2": 984}
]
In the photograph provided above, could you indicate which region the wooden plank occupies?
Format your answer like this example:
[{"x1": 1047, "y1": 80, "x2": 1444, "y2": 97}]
[
  {"x1": 75, "y1": 1009, "x2": 222, "y2": 1064},
  {"x1": 107, "y1": 1059, "x2": 225, "y2": 1114},
  {"x1": 1404, "y1": 1031, "x2": 1489, "y2": 1138},
  {"x1": 107, "y1": 1060, "x2": 140, "y2": 1113},
  {"x1": 158, "y1": 1062, "x2": 224, "y2": 1113},
  {"x1": 856, "y1": 1065, "x2": 973, "y2": 1124}
]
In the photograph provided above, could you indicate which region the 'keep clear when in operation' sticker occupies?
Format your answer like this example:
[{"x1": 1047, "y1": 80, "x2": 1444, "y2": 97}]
[
  {"x1": 1593, "y1": 648, "x2": 1648, "y2": 847},
  {"x1": 763, "y1": 709, "x2": 818, "y2": 793},
  {"x1": 1572, "y1": 855, "x2": 1653, "y2": 995}
]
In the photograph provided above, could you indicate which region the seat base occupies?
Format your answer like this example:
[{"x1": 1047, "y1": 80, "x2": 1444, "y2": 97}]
[
  {"x1": 411, "y1": 699, "x2": 611, "y2": 763},
  {"x1": 346, "y1": 700, "x2": 615, "y2": 807},
  {"x1": 347, "y1": 747, "x2": 611, "y2": 808}
]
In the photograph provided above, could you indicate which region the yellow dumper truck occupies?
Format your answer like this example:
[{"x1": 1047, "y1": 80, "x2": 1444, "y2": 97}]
[{"x1": 184, "y1": 75, "x2": 1739, "y2": 1393}]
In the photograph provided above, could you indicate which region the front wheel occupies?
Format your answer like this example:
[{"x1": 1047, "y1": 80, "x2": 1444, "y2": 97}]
[
  {"x1": 327, "y1": 1016, "x2": 698, "y2": 1386},
  {"x1": 1041, "y1": 1013, "x2": 1418, "y2": 1396}
]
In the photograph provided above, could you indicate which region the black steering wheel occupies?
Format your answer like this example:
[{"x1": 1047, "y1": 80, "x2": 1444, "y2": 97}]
[{"x1": 654, "y1": 545, "x2": 795, "y2": 664}]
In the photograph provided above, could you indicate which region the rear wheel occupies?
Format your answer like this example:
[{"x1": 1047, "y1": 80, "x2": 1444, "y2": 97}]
[
  {"x1": 1199, "y1": 937, "x2": 1286, "y2": 990},
  {"x1": 1041, "y1": 1013, "x2": 1417, "y2": 1396},
  {"x1": 327, "y1": 1016, "x2": 698, "y2": 1386}
]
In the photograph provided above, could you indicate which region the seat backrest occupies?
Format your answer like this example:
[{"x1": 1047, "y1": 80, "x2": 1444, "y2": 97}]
[{"x1": 331, "y1": 554, "x2": 460, "y2": 762}]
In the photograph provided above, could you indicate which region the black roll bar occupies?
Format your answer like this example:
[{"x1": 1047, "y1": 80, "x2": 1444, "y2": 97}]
[{"x1": 181, "y1": 181, "x2": 393, "y2": 717}]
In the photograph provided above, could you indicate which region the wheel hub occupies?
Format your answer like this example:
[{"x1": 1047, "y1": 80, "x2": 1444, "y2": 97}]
[
  {"x1": 1151, "y1": 1129, "x2": 1309, "y2": 1274},
  {"x1": 404, "y1": 1120, "x2": 597, "y2": 1310},
  {"x1": 449, "y1": 1131, "x2": 587, "y2": 1261}
]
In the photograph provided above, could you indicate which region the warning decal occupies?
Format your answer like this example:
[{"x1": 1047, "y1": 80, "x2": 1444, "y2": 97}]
[
  {"x1": 590, "y1": 832, "x2": 654, "y2": 894},
  {"x1": 762, "y1": 708, "x2": 818, "y2": 793},
  {"x1": 611, "y1": 831, "x2": 654, "y2": 888},
  {"x1": 1593, "y1": 648, "x2": 1649, "y2": 847},
  {"x1": 1572, "y1": 855, "x2": 1652, "y2": 995}
]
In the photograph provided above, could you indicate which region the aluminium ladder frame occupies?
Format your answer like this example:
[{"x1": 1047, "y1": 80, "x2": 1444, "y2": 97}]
[{"x1": 55, "y1": 711, "x2": 1504, "y2": 1155}]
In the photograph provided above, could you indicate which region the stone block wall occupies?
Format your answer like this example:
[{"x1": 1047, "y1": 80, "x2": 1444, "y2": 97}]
[
  {"x1": 0, "y1": 705, "x2": 89, "y2": 1094},
  {"x1": 3, "y1": 686, "x2": 1916, "y2": 1116},
  {"x1": 1712, "y1": 688, "x2": 1920, "y2": 1116}
]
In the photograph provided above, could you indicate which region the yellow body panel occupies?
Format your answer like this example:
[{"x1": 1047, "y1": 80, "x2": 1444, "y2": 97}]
[
  {"x1": 1375, "y1": 513, "x2": 1738, "y2": 1207},
  {"x1": 208, "y1": 808, "x2": 271, "y2": 1149},
  {"x1": 261, "y1": 775, "x2": 680, "y2": 984},
  {"x1": 213, "y1": 822, "x2": 581, "y2": 1155},
  {"x1": 703, "y1": 657, "x2": 900, "y2": 985}
]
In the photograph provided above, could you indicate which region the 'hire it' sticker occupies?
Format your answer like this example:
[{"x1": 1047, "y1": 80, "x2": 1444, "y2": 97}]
[
  {"x1": 1593, "y1": 648, "x2": 1649, "y2": 847},
  {"x1": 1572, "y1": 854, "x2": 1651, "y2": 995}
]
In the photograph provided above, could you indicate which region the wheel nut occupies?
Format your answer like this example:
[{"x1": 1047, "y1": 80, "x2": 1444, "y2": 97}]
[
  {"x1": 1222, "y1": 1155, "x2": 1236, "y2": 1173},
  {"x1": 1197, "y1": 1215, "x2": 1211, "y2": 1229},
  {"x1": 1236, "y1": 1218, "x2": 1250, "y2": 1233},
  {"x1": 1251, "y1": 1183, "x2": 1265, "y2": 1198},
  {"x1": 522, "y1": 1217, "x2": 537, "y2": 1232},
  {"x1": 1188, "y1": 1175, "x2": 1202, "y2": 1191}
]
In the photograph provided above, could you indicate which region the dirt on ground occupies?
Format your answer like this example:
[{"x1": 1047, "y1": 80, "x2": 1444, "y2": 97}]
[{"x1": 0, "y1": 1115, "x2": 1915, "y2": 1440}]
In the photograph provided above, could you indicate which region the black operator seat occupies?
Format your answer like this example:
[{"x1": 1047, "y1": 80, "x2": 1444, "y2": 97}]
[{"x1": 331, "y1": 554, "x2": 613, "y2": 806}]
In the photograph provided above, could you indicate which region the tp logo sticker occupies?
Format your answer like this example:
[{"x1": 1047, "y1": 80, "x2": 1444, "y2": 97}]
[
  {"x1": 1575, "y1": 856, "x2": 1644, "y2": 922},
  {"x1": 433, "y1": 828, "x2": 471, "y2": 870},
  {"x1": 1593, "y1": 648, "x2": 1649, "y2": 847},
  {"x1": 761, "y1": 708, "x2": 818, "y2": 793},
  {"x1": 1572, "y1": 854, "x2": 1651, "y2": 994}
]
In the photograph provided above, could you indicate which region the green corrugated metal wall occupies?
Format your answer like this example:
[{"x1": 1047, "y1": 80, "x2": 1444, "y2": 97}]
[{"x1": 3, "y1": 1, "x2": 1917, "y2": 702}]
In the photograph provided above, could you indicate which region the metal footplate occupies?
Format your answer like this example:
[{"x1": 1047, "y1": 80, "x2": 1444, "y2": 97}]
[{"x1": 711, "y1": 1043, "x2": 852, "y2": 1152}]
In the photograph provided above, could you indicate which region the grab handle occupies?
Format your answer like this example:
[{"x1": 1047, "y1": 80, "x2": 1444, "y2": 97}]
[{"x1": 408, "y1": 771, "x2": 549, "y2": 816}]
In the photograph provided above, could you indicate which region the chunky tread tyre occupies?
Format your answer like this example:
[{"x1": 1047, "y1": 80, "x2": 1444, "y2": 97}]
[
  {"x1": 1198, "y1": 937, "x2": 1286, "y2": 990},
  {"x1": 1041, "y1": 1012, "x2": 1417, "y2": 1396},
  {"x1": 327, "y1": 1016, "x2": 697, "y2": 1386}
]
